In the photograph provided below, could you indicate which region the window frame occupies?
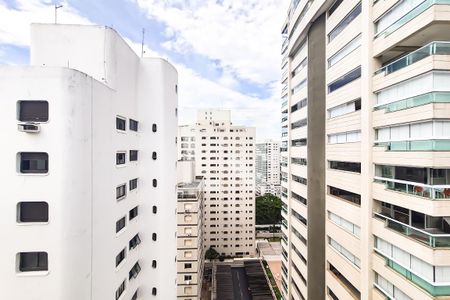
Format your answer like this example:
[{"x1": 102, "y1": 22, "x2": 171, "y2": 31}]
[
  {"x1": 17, "y1": 202, "x2": 49, "y2": 223},
  {"x1": 17, "y1": 100, "x2": 49, "y2": 123}
]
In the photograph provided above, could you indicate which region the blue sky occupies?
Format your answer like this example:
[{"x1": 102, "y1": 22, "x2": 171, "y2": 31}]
[{"x1": 0, "y1": 0, "x2": 289, "y2": 140}]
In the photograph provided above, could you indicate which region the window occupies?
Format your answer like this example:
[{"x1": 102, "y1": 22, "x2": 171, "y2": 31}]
[
  {"x1": 328, "y1": 34, "x2": 361, "y2": 67},
  {"x1": 116, "y1": 184, "x2": 126, "y2": 200},
  {"x1": 17, "y1": 202, "x2": 48, "y2": 223},
  {"x1": 116, "y1": 216, "x2": 126, "y2": 233},
  {"x1": 152, "y1": 233, "x2": 157, "y2": 241},
  {"x1": 184, "y1": 263, "x2": 192, "y2": 269},
  {"x1": 115, "y1": 280, "x2": 126, "y2": 300},
  {"x1": 328, "y1": 2, "x2": 361, "y2": 42},
  {"x1": 291, "y1": 98, "x2": 307, "y2": 113},
  {"x1": 116, "y1": 117, "x2": 126, "y2": 131},
  {"x1": 152, "y1": 206, "x2": 157, "y2": 214},
  {"x1": 19, "y1": 152, "x2": 48, "y2": 174},
  {"x1": 152, "y1": 123, "x2": 157, "y2": 132},
  {"x1": 18, "y1": 252, "x2": 48, "y2": 272},
  {"x1": 129, "y1": 234, "x2": 141, "y2": 250},
  {"x1": 129, "y1": 119, "x2": 138, "y2": 131},
  {"x1": 328, "y1": 0, "x2": 343, "y2": 16},
  {"x1": 116, "y1": 152, "x2": 126, "y2": 165},
  {"x1": 129, "y1": 178, "x2": 138, "y2": 191},
  {"x1": 129, "y1": 261, "x2": 141, "y2": 280},
  {"x1": 329, "y1": 186, "x2": 361, "y2": 205},
  {"x1": 18, "y1": 101, "x2": 48, "y2": 122},
  {"x1": 328, "y1": 99, "x2": 361, "y2": 118},
  {"x1": 131, "y1": 290, "x2": 138, "y2": 300},
  {"x1": 129, "y1": 206, "x2": 138, "y2": 221},
  {"x1": 291, "y1": 118, "x2": 307, "y2": 129},
  {"x1": 329, "y1": 161, "x2": 361, "y2": 173},
  {"x1": 152, "y1": 152, "x2": 157, "y2": 160},
  {"x1": 152, "y1": 179, "x2": 157, "y2": 187},
  {"x1": 116, "y1": 248, "x2": 126, "y2": 267},
  {"x1": 328, "y1": 66, "x2": 361, "y2": 93},
  {"x1": 328, "y1": 131, "x2": 361, "y2": 144},
  {"x1": 292, "y1": 139, "x2": 307, "y2": 147},
  {"x1": 130, "y1": 150, "x2": 138, "y2": 161},
  {"x1": 184, "y1": 275, "x2": 192, "y2": 281}
]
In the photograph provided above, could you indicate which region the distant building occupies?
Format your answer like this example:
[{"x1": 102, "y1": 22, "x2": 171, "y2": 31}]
[
  {"x1": 0, "y1": 24, "x2": 178, "y2": 300},
  {"x1": 177, "y1": 160, "x2": 205, "y2": 300},
  {"x1": 256, "y1": 140, "x2": 281, "y2": 197},
  {"x1": 178, "y1": 109, "x2": 256, "y2": 257}
]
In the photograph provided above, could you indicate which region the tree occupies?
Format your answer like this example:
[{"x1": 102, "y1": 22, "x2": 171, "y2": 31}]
[
  {"x1": 205, "y1": 247, "x2": 220, "y2": 260},
  {"x1": 255, "y1": 193, "x2": 282, "y2": 226}
]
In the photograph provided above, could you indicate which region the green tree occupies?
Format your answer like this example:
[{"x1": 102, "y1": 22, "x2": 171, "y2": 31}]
[
  {"x1": 205, "y1": 247, "x2": 220, "y2": 260},
  {"x1": 255, "y1": 193, "x2": 282, "y2": 226}
]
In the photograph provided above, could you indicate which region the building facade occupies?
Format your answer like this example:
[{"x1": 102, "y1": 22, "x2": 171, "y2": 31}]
[
  {"x1": 178, "y1": 109, "x2": 256, "y2": 257},
  {"x1": 0, "y1": 24, "x2": 178, "y2": 300},
  {"x1": 176, "y1": 160, "x2": 205, "y2": 300},
  {"x1": 281, "y1": 1, "x2": 450, "y2": 300},
  {"x1": 256, "y1": 140, "x2": 281, "y2": 197}
]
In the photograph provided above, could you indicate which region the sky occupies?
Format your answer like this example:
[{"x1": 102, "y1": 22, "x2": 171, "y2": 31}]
[{"x1": 0, "y1": 0, "x2": 289, "y2": 140}]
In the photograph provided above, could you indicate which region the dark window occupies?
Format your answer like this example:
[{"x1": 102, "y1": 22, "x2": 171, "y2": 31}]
[
  {"x1": 291, "y1": 118, "x2": 307, "y2": 129},
  {"x1": 152, "y1": 233, "x2": 157, "y2": 241},
  {"x1": 152, "y1": 206, "x2": 157, "y2": 214},
  {"x1": 152, "y1": 124, "x2": 157, "y2": 132},
  {"x1": 116, "y1": 117, "x2": 126, "y2": 131},
  {"x1": 292, "y1": 175, "x2": 307, "y2": 185},
  {"x1": 328, "y1": 2, "x2": 361, "y2": 42},
  {"x1": 329, "y1": 161, "x2": 361, "y2": 173},
  {"x1": 291, "y1": 139, "x2": 307, "y2": 147},
  {"x1": 116, "y1": 184, "x2": 126, "y2": 200},
  {"x1": 129, "y1": 234, "x2": 141, "y2": 250},
  {"x1": 129, "y1": 178, "x2": 138, "y2": 191},
  {"x1": 115, "y1": 281, "x2": 126, "y2": 300},
  {"x1": 116, "y1": 217, "x2": 126, "y2": 233},
  {"x1": 184, "y1": 263, "x2": 192, "y2": 269},
  {"x1": 291, "y1": 98, "x2": 307, "y2": 113},
  {"x1": 131, "y1": 290, "x2": 138, "y2": 300},
  {"x1": 19, "y1": 152, "x2": 48, "y2": 174},
  {"x1": 129, "y1": 119, "x2": 138, "y2": 131},
  {"x1": 291, "y1": 158, "x2": 307, "y2": 166},
  {"x1": 328, "y1": 0, "x2": 343, "y2": 16},
  {"x1": 328, "y1": 287, "x2": 339, "y2": 300},
  {"x1": 292, "y1": 192, "x2": 307, "y2": 205},
  {"x1": 152, "y1": 152, "x2": 157, "y2": 160},
  {"x1": 115, "y1": 248, "x2": 126, "y2": 267},
  {"x1": 152, "y1": 260, "x2": 157, "y2": 268},
  {"x1": 116, "y1": 152, "x2": 126, "y2": 165},
  {"x1": 130, "y1": 150, "x2": 138, "y2": 161},
  {"x1": 129, "y1": 261, "x2": 141, "y2": 280},
  {"x1": 18, "y1": 101, "x2": 48, "y2": 122},
  {"x1": 18, "y1": 202, "x2": 48, "y2": 222},
  {"x1": 152, "y1": 179, "x2": 157, "y2": 187},
  {"x1": 152, "y1": 288, "x2": 157, "y2": 296},
  {"x1": 328, "y1": 66, "x2": 361, "y2": 93},
  {"x1": 129, "y1": 206, "x2": 138, "y2": 221},
  {"x1": 329, "y1": 186, "x2": 361, "y2": 205},
  {"x1": 19, "y1": 252, "x2": 48, "y2": 272},
  {"x1": 355, "y1": 99, "x2": 361, "y2": 110}
]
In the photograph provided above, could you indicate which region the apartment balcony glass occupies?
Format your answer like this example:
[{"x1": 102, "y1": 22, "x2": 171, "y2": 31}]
[
  {"x1": 375, "y1": 237, "x2": 450, "y2": 296},
  {"x1": 375, "y1": 91, "x2": 450, "y2": 112},
  {"x1": 374, "y1": 273, "x2": 412, "y2": 300},
  {"x1": 375, "y1": 0, "x2": 450, "y2": 38},
  {"x1": 376, "y1": 139, "x2": 450, "y2": 151},
  {"x1": 374, "y1": 165, "x2": 450, "y2": 199},
  {"x1": 375, "y1": 41, "x2": 450, "y2": 76}
]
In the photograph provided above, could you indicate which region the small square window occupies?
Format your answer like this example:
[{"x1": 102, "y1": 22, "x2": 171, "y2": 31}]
[
  {"x1": 18, "y1": 101, "x2": 48, "y2": 122},
  {"x1": 18, "y1": 252, "x2": 48, "y2": 272},
  {"x1": 184, "y1": 275, "x2": 192, "y2": 281},
  {"x1": 129, "y1": 178, "x2": 138, "y2": 191},
  {"x1": 116, "y1": 184, "x2": 126, "y2": 200},
  {"x1": 116, "y1": 216, "x2": 126, "y2": 233},
  {"x1": 115, "y1": 248, "x2": 126, "y2": 267},
  {"x1": 116, "y1": 117, "x2": 126, "y2": 131},
  {"x1": 129, "y1": 206, "x2": 138, "y2": 221},
  {"x1": 17, "y1": 202, "x2": 48, "y2": 223},
  {"x1": 19, "y1": 152, "x2": 48, "y2": 174},
  {"x1": 129, "y1": 234, "x2": 141, "y2": 250},
  {"x1": 129, "y1": 119, "x2": 138, "y2": 131},
  {"x1": 116, "y1": 152, "x2": 126, "y2": 165},
  {"x1": 184, "y1": 263, "x2": 192, "y2": 269},
  {"x1": 130, "y1": 150, "x2": 138, "y2": 161}
]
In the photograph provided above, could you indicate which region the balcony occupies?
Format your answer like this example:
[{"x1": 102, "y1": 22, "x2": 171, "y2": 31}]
[
  {"x1": 375, "y1": 139, "x2": 450, "y2": 151},
  {"x1": 374, "y1": 91, "x2": 450, "y2": 113},
  {"x1": 374, "y1": 177, "x2": 450, "y2": 200},
  {"x1": 375, "y1": 41, "x2": 450, "y2": 76},
  {"x1": 374, "y1": 212, "x2": 450, "y2": 248}
]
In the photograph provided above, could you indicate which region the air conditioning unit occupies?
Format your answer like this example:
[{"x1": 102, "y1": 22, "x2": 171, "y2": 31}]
[{"x1": 18, "y1": 123, "x2": 40, "y2": 133}]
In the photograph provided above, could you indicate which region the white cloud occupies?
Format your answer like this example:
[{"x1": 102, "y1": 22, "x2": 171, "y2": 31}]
[{"x1": 0, "y1": 0, "x2": 91, "y2": 47}]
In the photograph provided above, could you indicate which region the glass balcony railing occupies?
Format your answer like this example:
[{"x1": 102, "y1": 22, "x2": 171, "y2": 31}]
[
  {"x1": 282, "y1": 219, "x2": 288, "y2": 229},
  {"x1": 374, "y1": 213, "x2": 450, "y2": 247},
  {"x1": 375, "y1": 41, "x2": 450, "y2": 76},
  {"x1": 375, "y1": 0, "x2": 450, "y2": 39},
  {"x1": 375, "y1": 139, "x2": 450, "y2": 151},
  {"x1": 374, "y1": 92, "x2": 450, "y2": 112},
  {"x1": 377, "y1": 254, "x2": 450, "y2": 296},
  {"x1": 281, "y1": 100, "x2": 288, "y2": 108},
  {"x1": 374, "y1": 176, "x2": 450, "y2": 199}
]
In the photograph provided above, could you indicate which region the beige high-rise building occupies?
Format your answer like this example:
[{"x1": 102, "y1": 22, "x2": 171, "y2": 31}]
[
  {"x1": 178, "y1": 109, "x2": 256, "y2": 257},
  {"x1": 281, "y1": 1, "x2": 450, "y2": 300},
  {"x1": 256, "y1": 140, "x2": 281, "y2": 197}
]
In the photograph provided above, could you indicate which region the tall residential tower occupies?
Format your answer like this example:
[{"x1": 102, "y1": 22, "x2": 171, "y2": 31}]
[
  {"x1": 281, "y1": 1, "x2": 450, "y2": 300},
  {"x1": 0, "y1": 24, "x2": 178, "y2": 300},
  {"x1": 256, "y1": 140, "x2": 281, "y2": 197}
]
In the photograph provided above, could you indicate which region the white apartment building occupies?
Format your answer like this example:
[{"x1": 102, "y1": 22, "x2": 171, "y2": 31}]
[
  {"x1": 256, "y1": 140, "x2": 281, "y2": 197},
  {"x1": 178, "y1": 109, "x2": 256, "y2": 257},
  {"x1": 281, "y1": 1, "x2": 450, "y2": 300},
  {"x1": 176, "y1": 160, "x2": 205, "y2": 300},
  {"x1": 0, "y1": 24, "x2": 178, "y2": 300}
]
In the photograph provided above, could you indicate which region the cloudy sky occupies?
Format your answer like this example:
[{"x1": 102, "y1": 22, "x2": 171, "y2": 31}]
[{"x1": 0, "y1": 0, "x2": 289, "y2": 140}]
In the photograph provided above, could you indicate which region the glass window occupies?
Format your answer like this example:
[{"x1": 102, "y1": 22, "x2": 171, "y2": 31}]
[
  {"x1": 129, "y1": 150, "x2": 138, "y2": 161},
  {"x1": 115, "y1": 281, "x2": 126, "y2": 300},
  {"x1": 18, "y1": 202, "x2": 48, "y2": 223},
  {"x1": 328, "y1": 2, "x2": 361, "y2": 42},
  {"x1": 328, "y1": 66, "x2": 361, "y2": 93},
  {"x1": 19, "y1": 152, "x2": 48, "y2": 174},
  {"x1": 116, "y1": 117, "x2": 126, "y2": 131},
  {"x1": 328, "y1": 34, "x2": 361, "y2": 67},
  {"x1": 116, "y1": 152, "x2": 126, "y2": 165},
  {"x1": 116, "y1": 216, "x2": 126, "y2": 233},
  {"x1": 129, "y1": 119, "x2": 138, "y2": 131},
  {"x1": 328, "y1": 0, "x2": 344, "y2": 16},
  {"x1": 129, "y1": 206, "x2": 138, "y2": 220},
  {"x1": 129, "y1": 178, "x2": 138, "y2": 190},
  {"x1": 115, "y1": 248, "x2": 126, "y2": 267},
  {"x1": 19, "y1": 252, "x2": 48, "y2": 272},
  {"x1": 116, "y1": 184, "x2": 127, "y2": 200},
  {"x1": 18, "y1": 101, "x2": 48, "y2": 122}
]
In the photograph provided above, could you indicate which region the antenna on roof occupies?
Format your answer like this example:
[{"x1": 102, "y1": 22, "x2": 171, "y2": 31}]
[
  {"x1": 141, "y1": 28, "x2": 145, "y2": 58},
  {"x1": 54, "y1": 4, "x2": 63, "y2": 24}
]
